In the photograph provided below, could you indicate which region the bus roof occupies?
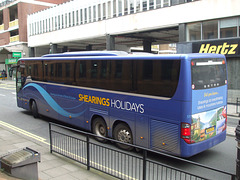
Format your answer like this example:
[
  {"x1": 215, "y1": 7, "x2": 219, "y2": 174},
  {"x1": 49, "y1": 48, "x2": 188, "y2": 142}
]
[
  {"x1": 42, "y1": 51, "x2": 129, "y2": 58},
  {"x1": 19, "y1": 51, "x2": 226, "y2": 61}
]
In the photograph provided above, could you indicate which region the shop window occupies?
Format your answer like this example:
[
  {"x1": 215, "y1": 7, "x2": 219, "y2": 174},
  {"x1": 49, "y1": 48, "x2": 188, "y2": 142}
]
[
  {"x1": 187, "y1": 22, "x2": 201, "y2": 41},
  {"x1": 143, "y1": 0, "x2": 147, "y2": 11},
  {"x1": 149, "y1": 0, "x2": 154, "y2": 10},
  {"x1": 76, "y1": 10, "x2": 79, "y2": 25},
  {"x1": 156, "y1": 0, "x2": 161, "y2": 8},
  {"x1": 80, "y1": 9, "x2": 83, "y2": 24},
  {"x1": 163, "y1": 0, "x2": 170, "y2": 7},
  {"x1": 108, "y1": 1, "x2": 111, "y2": 18},
  {"x1": 202, "y1": 20, "x2": 218, "y2": 40},
  {"x1": 61, "y1": 15, "x2": 64, "y2": 28},
  {"x1": 69, "y1": 12, "x2": 71, "y2": 27},
  {"x1": 113, "y1": 0, "x2": 117, "y2": 17},
  {"x1": 88, "y1": 7, "x2": 91, "y2": 22},
  {"x1": 93, "y1": 6, "x2": 96, "y2": 21},
  {"x1": 118, "y1": 0, "x2": 123, "y2": 16},
  {"x1": 220, "y1": 18, "x2": 237, "y2": 38},
  {"x1": 136, "y1": 0, "x2": 141, "y2": 12},
  {"x1": 103, "y1": 3, "x2": 106, "y2": 19},
  {"x1": 98, "y1": 4, "x2": 101, "y2": 20}
]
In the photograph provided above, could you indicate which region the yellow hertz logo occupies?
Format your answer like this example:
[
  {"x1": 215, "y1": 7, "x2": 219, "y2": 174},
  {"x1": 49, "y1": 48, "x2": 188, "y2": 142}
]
[{"x1": 199, "y1": 42, "x2": 238, "y2": 55}]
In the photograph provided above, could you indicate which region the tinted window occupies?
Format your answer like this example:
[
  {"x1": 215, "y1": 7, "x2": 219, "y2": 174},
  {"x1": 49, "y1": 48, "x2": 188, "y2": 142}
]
[
  {"x1": 22, "y1": 59, "x2": 180, "y2": 98},
  {"x1": 191, "y1": 58, "x2": 227, "y2": 90},
  {"x1": 137, "y1": 60, "x2": 180, "y2": 97},
  {"x1": 23, "y1": 60, "x2": 43, "y2": 81}
]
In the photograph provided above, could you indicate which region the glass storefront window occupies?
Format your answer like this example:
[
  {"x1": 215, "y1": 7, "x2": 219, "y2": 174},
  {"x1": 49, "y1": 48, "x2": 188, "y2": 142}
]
[
  {"x1": 202, "y1": 20, "x2": 218, "y2": 40},
  {"x1": 187, "y1": 22, "x2": 201, "y2": 41},
  {"x1": 220, "y1": 18, "x2": 237, "y2": 38}
]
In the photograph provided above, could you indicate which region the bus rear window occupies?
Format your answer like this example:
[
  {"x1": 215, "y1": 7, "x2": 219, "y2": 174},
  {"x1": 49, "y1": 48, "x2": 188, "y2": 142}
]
[{"x1": 191, "y1": 59, "x2": 227, "y2": 90}]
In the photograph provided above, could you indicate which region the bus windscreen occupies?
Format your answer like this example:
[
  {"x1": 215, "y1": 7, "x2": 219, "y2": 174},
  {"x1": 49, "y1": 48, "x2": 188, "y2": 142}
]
[{"x1": 191, "y1": 59, "x2": 227, "y2": 90}]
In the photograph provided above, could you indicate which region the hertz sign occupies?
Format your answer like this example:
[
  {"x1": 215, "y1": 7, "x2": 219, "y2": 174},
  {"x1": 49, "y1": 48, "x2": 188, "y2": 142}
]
[{"x1": 192, "y1": 39, "x2": 240, "y2": 57}]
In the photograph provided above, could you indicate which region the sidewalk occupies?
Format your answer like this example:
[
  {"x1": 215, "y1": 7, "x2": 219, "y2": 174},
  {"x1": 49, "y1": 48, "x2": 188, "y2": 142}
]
[
  {"x1": 0, "y1": 80, "x2": 239, "y2": 179},
  {"x1": 0, "y1": 125, "x2": 115, "y2": 180}
]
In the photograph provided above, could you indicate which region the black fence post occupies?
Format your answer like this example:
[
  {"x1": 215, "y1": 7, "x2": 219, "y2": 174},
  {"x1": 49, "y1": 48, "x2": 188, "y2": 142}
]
[
  {"x1": 49, "y1": 123, "x2": 52, "y2": 153},
  {"x1": 142, "y1": 150, "x2": 147, "y2": 180},
  {"x1": 235, "y1": 120, "x2": 240, "y2": 180},
  {"x1": 86, "y1": 135, "x2": 90, "y2": 170}
]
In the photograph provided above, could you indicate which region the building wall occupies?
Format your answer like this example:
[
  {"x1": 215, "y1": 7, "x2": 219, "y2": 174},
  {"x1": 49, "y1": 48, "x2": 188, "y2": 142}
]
[
  {"x1": 18, "y1": 2, "x2": 51, "y2": 42},
  {"x1": 227, "y1": 57, "x2": 240, "y2": 103},
  {"x1": 3, "y1": 7, "x2": 9, "y2": 30},
  {"x1": 0, "y1": 31, "x2": 9, "y2": 45}
]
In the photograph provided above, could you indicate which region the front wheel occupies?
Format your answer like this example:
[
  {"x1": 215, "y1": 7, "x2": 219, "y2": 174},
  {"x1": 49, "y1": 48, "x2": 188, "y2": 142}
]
[
  {"x1": 92, "y1": 117, "x2": 108, "y2": 143},
  {"x1": 113, "y1": 123, "x2": 133, "y2": 151},
  {"x1": 31, "y1": 100, "x2": 39, "y2": 118}
]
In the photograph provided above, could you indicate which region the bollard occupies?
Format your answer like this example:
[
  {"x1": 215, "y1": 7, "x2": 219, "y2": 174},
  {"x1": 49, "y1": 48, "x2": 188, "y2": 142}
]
[{"x1": 236, "y1": 120, "x2": 240, "y2": 180}]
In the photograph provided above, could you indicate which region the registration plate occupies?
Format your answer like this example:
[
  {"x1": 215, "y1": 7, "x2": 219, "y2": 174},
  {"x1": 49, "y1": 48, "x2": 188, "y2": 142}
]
[{"x1": 205, "y1": 126, "x2": 215, "y2": 134}]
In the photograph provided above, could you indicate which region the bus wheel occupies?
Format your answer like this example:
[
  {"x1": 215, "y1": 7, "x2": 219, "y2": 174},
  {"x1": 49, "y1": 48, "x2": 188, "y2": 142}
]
[
  {"x1": 113, "y1": 123, "x2": 133, "y2": 151},
  {"x1": 31, "y1": 100, "x2": 39, "y2": 118},
  {"x1": 92, "y1": 118, "x2": 108, "y2": 143}
]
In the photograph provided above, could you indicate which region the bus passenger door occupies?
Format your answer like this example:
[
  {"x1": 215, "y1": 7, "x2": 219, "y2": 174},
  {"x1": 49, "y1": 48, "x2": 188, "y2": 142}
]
[{"x1": 135, "y1": 115, "x2": 149, "y2": 148}]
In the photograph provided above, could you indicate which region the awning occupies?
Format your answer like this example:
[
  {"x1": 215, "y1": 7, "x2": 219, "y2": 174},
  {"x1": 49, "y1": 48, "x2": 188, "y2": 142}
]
[{"x1": 0, "y1": 47, "x2": 11, "y2": 54}]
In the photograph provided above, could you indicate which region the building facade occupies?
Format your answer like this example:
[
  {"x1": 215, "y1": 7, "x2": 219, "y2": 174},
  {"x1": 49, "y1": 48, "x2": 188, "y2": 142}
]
[
  {"x1": 0, "y1": 0, "x2": 70, "y2": 79},
  {"x1": 178, "y1": 15, "x2": 240, "y2": 103}
]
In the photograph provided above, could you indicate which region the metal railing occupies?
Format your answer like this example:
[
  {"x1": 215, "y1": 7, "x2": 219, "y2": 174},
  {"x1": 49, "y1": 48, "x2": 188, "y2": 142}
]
[{"x1": 49, "y1": 122, "x2": 236, "y2": 180}]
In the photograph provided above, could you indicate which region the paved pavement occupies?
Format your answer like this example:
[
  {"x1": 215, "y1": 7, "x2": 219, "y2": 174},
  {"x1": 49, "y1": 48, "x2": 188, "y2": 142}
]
[{"x1": 0, "y1": 80, "x2": 239, "y2": 180}]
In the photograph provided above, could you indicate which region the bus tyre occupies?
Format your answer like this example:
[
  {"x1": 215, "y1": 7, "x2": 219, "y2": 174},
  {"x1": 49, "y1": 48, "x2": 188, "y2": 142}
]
[
  {"x1": 92, "y1": 118, "x2": 108, "y2": 143},
  {"x1": 31, "y1": 100, "x2": 39, "y2": 118},
  {"x1": 113, "y1": 123, "x2": 133, "y2": 151}
]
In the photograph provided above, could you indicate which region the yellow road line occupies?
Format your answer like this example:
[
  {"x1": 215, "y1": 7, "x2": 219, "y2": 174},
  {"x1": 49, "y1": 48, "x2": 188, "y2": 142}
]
[
  {"x1": 0, "y1": 121, "x2": 136, "y2": 180},
  {"x1": 0, "y1": 121, "x2": 48, "y2": 144}
]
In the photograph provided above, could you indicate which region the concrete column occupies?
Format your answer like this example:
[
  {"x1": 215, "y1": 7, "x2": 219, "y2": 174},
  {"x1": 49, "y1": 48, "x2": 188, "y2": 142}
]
[
  {"x1": 179, "y1": 23, "x2": 187, "y2": 42},
  {"x1": 143, "y1": 40, "x2": 152, "y2": 53},
  {"x1": 177, "y1": 23, "x2": 193, "y2": 54},
  {"x1": 50, "y1": 43, "x2": 58, "y2": 54},
  {"x1": 86, "y1": 45, "x2": 92, "y2": 51},
  {"x1": 106, "y1": 34, "x2": 115, "y2": 50},
  {"x1": 62, "y1": 46, "x2": 68, "y2": 52},
  {"x1": 29, "y1": 47, "x2": 35, "y2": 57}
]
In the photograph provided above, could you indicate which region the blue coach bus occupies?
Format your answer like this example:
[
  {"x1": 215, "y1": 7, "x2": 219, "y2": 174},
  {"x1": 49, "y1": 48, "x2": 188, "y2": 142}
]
[{"x1": 16, "y1": 51, "x2": 227, "y2": 157}]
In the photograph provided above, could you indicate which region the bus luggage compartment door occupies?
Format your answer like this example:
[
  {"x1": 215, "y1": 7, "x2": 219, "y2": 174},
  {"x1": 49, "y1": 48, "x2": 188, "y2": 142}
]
[{"x1": 150, "y1": 119, "x2": 180, "y2": 155}]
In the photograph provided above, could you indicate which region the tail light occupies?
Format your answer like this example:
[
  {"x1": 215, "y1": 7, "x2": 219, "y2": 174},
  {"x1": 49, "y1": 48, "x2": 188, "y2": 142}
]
[{"x1": 181, "y1": 123, "x2": 192, "y2": 144}]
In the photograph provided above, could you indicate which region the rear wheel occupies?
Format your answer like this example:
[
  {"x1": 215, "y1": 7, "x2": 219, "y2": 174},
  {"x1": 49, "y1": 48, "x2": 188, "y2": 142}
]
[
  {"x1": 92, "y1": 117, "x2": 108, "y2": 143},
  {"x1": 31, "y1": 100, "x2": 39, "y2": 118},
  {"x1": 113, "y1": 123, "x2": 133, "y2": 151}
]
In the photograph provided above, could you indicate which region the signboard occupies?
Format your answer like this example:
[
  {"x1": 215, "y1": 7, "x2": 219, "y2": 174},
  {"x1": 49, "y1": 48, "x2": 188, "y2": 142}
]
[
  {"x1": 5, "y1": 58, "x2": 18, "y2": 64},
  {"x1": 192, "y1": 39, "x2": 240, "y2": 57},
  {"x1": 12, "y1": 52, "x2": 22, "y2": 58}
]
